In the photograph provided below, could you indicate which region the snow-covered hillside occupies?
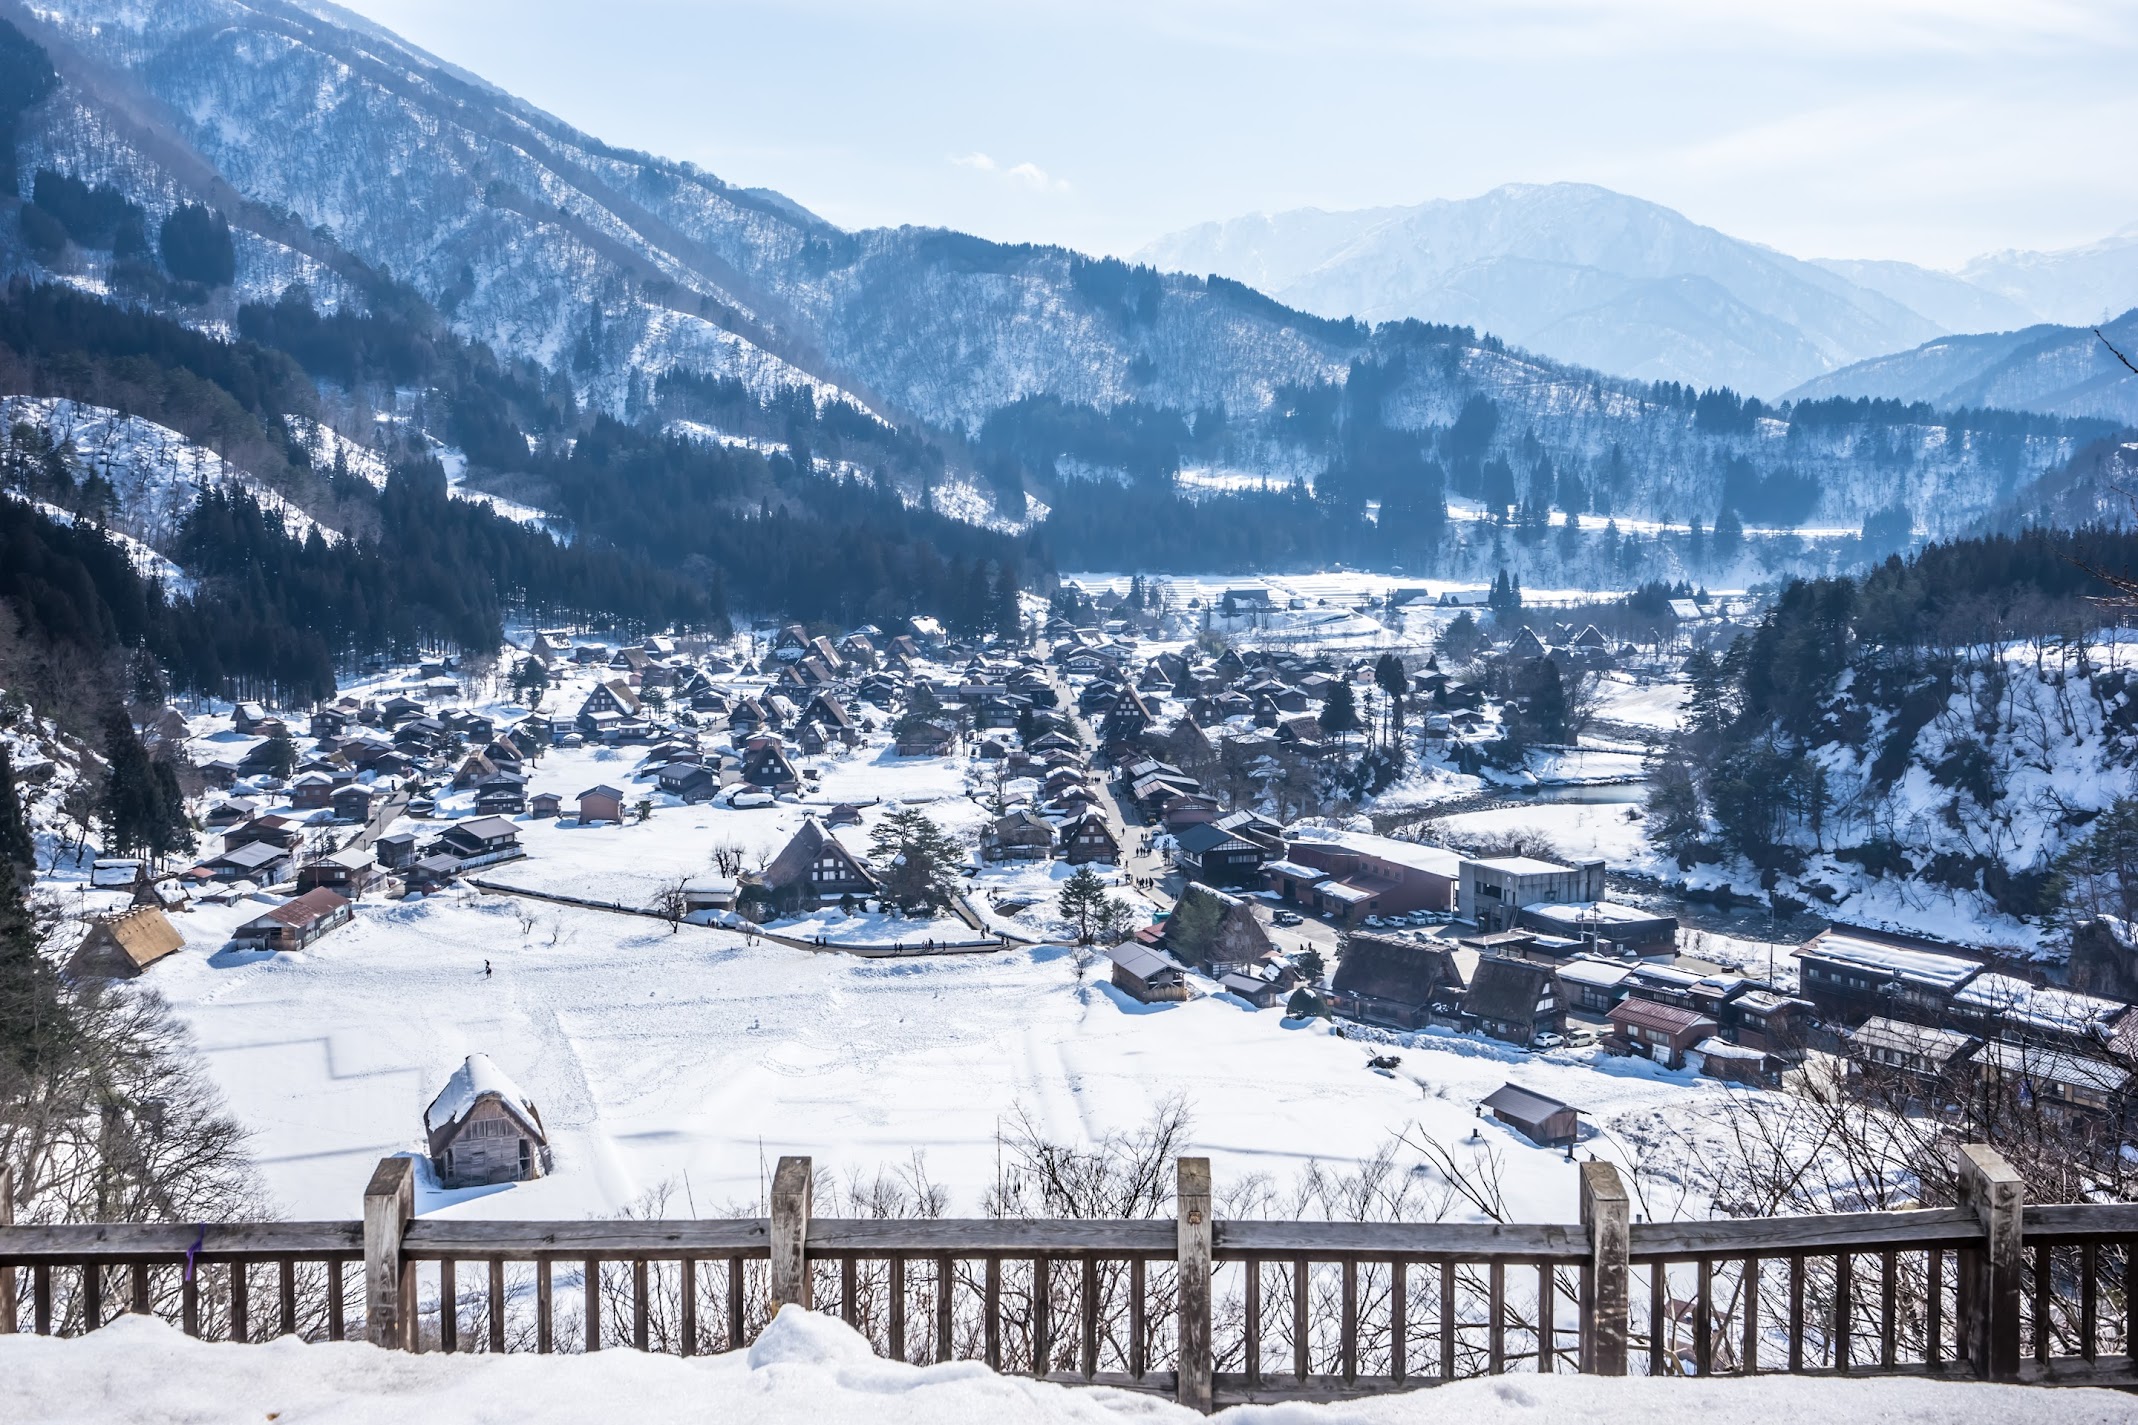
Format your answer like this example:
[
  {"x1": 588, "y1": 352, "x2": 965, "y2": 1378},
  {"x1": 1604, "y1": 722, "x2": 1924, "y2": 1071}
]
[{"x1": 3, "y1": 0, "x2": 2101, "y2": 551}]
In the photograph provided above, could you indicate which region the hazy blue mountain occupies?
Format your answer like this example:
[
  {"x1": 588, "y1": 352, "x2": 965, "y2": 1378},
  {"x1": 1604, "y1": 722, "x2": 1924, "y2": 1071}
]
[
  {"x1": 1136, "y1": 184, "x2": 1946, "y2": 396},
  {"x1": 1786, "y1": 308, "x2": 2138, "y2": 427}
]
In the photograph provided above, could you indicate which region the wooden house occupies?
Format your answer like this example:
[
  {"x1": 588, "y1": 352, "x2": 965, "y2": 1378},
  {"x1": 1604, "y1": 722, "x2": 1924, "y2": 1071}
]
[
  {"x1": 1463, "y1": 957, "x2": 1566, "y2": 1046},
  {"x1": 425, "y1": 1054, "x2": 554, "y2": 1188},
  {"x1": 67, "y1": 907, "x2": 185, "y2": 980},
  {"x1": 1328, "y1": 932, "x2": 1467, "y2": 1030},
  {"x1": 331, "y1": 785, "x2": 376, "y2": 824},
  {"x1": 430, "y1": 817, "x2": 524, "y2": 866},
  {"x1": 983, "y1": 811, "x2": 1056, "y2": 862},
  {"x1": 529, "y1": 791, "x2": 563, "y2": 819},
  {"x1": 1107, "y1": 944, "x2": 1192, "y2": 1004},
  {"x1": 200, "y1": 840, "x2": 292, "y2": 885},
  {"x1": 1059, "y1": 811, "x2": 1121, "y2": 865},
  {"x1": 1604, "y1": 997, "x2": 1719, "y2": 1069},
  {"x1": 374, "y1": 831, "x2": 420, "y2": 871},
  {"x1": 739, "y1": 740, "x2": 801, "y2": 793},
  {"x1": 295, "y1": 846, "x2": 377, "y2": 899},
  {"x1": 231, "y1": 889, "x2": 353, "y2": 952},
  {"x1": 577, "y1": 785, "x2": 627, "y2": 824},
  {"x1": 1479, "y1": 1083, "x2": 1579, "y2": 1147},
  {"x1": 745, "y1": 817, "x2": 878, "y2": 914},
  {"x1": 895, "y1": 720, "x2": 963, "y2": 758}
]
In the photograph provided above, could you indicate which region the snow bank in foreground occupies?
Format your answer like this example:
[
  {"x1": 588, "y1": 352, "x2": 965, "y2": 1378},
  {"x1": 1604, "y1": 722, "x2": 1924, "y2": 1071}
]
[{"x1": 7, "y1": 1310, "x2": 2131, "y2": 1425}]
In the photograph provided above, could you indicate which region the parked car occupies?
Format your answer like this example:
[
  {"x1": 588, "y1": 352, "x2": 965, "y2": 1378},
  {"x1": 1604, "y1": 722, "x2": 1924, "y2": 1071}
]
[{"x1": 1273, "y1": 910, "x2": 1303, "y2": 927}]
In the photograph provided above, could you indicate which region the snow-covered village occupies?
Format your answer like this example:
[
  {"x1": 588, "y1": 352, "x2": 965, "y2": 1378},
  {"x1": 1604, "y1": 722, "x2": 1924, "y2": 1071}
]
[{"x1": 5, "y1": 2, "x2": 2138, "y2": 1422}]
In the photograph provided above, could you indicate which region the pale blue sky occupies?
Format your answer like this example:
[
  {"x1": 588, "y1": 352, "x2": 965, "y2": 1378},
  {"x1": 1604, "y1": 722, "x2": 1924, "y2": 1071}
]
[{"x1": 336, "y1": 0, "x2": 2138, "y2": 268}]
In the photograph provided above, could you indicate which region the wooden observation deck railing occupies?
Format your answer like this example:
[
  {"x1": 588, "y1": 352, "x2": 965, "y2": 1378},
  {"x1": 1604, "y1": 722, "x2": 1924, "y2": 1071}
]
[{"x1": 3, "y1": 1146, "x2": 2133, "y2": 1410}]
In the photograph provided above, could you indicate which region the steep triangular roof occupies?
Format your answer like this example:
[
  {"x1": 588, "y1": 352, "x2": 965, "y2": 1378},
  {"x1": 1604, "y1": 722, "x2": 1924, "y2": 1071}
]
[{"x1": 424, "y1": 1053, "x2": 546, "y2": 1143}]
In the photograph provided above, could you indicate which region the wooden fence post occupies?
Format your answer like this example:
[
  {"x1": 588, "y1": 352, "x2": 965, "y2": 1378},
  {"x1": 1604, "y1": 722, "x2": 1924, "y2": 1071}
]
[
  {"x1": 769, "y1": 1156, "x2": 813, "y2": 1314},
  {"x1": 0, "y1": 1162, "x2": 15, "y2": 1335},
  {"x1": 1579, "y1": 1159, "x2": 1630, "y2": 1375},
  {"x1": 1957, "y1": 1143, "x2": 2023, "y2": 1381},
  {"x1": 1176, "y1": 1156, "x2": 1214, "y2": 1414},
  {"x1": 362, "y1": 1157, "x2": 415, "y2": 1350}
]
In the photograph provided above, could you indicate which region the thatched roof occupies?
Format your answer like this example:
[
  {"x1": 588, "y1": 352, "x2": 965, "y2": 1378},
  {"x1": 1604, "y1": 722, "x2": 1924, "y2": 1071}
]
[
  {"x1": 1330, "y1": 933, "x2": 1464, "y2": 1008},
  {"x1": 70, "y1": 907, "x2": 185, "y2": 978},
  {"x1": 1465, "y1": 956, "x2": 1561, "y2": 1023}
]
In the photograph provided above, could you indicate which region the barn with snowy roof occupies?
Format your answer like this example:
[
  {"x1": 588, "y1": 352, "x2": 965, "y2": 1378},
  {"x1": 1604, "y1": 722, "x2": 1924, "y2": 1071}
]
[{"x1": 424, "y1": 1054, "x2": 554, "y2": 1188}]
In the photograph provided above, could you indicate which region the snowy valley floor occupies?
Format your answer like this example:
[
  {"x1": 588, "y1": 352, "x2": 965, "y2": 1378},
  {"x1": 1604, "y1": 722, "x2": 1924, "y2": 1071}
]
[
  {"x1": 145, "y1": 881, "x2": 1749, "y2": 1222},
  {"x1": 6, "y1": 1311, "x2": 2132, "y2": 1425}
]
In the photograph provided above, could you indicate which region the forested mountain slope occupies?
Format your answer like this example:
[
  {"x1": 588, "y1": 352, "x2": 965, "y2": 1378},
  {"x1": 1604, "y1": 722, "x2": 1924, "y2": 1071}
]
[{"x1": 0, "y1": 0, "x2": 2119, "y2": 581}]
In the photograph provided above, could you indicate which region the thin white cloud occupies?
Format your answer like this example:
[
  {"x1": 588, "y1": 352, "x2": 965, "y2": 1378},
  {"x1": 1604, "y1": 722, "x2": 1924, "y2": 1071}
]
[{"x1": 950, "y1": 151, "x2": 1069, "y2": 193}]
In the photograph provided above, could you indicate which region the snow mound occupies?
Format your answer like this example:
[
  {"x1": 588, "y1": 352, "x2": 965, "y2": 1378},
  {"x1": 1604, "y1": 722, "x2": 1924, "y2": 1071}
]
[{"x1": 1, "y1": 1312, "x2": 2123, "y2": 1424}]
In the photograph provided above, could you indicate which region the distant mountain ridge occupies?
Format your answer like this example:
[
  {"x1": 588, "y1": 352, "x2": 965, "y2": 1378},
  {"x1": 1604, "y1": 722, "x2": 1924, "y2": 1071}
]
[
  {"x1": 1786, "y1": 308, "x2": 2138, "y2": 428},
  {"x1": 1137, "y1": 186, "x2": 2138, "y2": 401},
  {"x1": 0, "y1": 0, "x2": 2112, "y2": 579}
]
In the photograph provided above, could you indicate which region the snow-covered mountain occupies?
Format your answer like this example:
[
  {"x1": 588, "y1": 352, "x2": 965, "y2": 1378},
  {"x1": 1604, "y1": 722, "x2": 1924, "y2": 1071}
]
[
  {"x1": 1786, "y1": 308, "x2": 2138, "y2": 428},
  {"x1": 0, "y1": 0, "x2": 2111, "y2": 558},
  {"x1": 1135, "y1": 185, "x2": 1949, "y2": 397},
  {"x1": 1137, "y1": 186, "x2": 2138, "y2": 402}
]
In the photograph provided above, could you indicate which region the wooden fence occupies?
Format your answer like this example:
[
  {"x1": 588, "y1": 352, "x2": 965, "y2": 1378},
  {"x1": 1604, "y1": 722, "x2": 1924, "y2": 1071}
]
[{"x1": 3, "y1": 1145, "x2": 2134, "y2": 1410}]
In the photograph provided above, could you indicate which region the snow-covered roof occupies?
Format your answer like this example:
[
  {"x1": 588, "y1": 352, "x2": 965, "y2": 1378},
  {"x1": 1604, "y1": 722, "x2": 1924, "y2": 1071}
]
[
  {"x1": 1471, "y1": 855, "x2": 1572, "y2": 877},
  {"x1": 1796, "y1": 933, "x2": 1982, "y2": 991},
  {"x1": 1555, "y1": 957, "x2": 1635, "y2": 989},
  {"x1": 1287, "y1": 827, "x2": 1462, "y2": 879},
  {"x1": 425, "y1": 1054, "x2": 543, "y2": 1136},
  {"x1": 1521, "y1": 899, "x2": 1659, "y2": 925},
  {"x1": 1952, "y1": 973, "x2": 2127, "y2": 1037},
  {"x1": 1261, "y1": 859, "x2": 1329, "y2": 881},
  {"x1": 1972, "y1": 1040, "x2": 2131, "y2": 1094}
]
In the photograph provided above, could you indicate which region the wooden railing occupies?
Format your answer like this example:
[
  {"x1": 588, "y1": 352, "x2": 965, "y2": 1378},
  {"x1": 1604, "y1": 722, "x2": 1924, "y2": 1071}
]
[{"x1": 3, "y1": 1147, "x2": 2134, "y2": 1410}]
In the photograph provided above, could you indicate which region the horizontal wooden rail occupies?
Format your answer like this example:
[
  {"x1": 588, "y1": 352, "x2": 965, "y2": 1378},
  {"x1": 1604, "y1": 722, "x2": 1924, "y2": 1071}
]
[
  {"x1": 1629, "y1": 1206, "x2": 1982, "y2": 1259},
  {"x1": 401, "y1": 1219, "x2": 771, "y2": 1259},
  {"x1": 0, "y1": 1222, "x2": 363, "y2": 1264}
]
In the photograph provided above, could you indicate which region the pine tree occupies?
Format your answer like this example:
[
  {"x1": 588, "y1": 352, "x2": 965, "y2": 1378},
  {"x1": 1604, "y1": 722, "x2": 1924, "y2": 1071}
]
[
  {"x1": 1318, "y1": 679, "x2": 1360, "y2": 742},
  {"x1": 0, "y1": 743, "x2": 34, "y2": 873},
  {"x1": 98, "y1": 706, "x2": 161, "y2": 857},
  {"x1": 1057, "y1": 865, "x2": 1113, "y2": 944},
  {"x1": 869, "y1": 807, "x2": 963, "y2": 912}
]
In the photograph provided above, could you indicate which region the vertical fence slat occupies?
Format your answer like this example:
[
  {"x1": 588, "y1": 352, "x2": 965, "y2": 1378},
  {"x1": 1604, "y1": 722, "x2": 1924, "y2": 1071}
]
[
  {"x1": 1032, "y1": 1256, "x2": 1051, "y2": 1379},
  {"x1": 1390, "y1": 1259, "x2": 1406, "y2": 1384},
  {"x1": 1079, "y1": 1257, "x2": 1096, "y2": 1379},
  {"x1": 1130, "y1": 1256, "x2": 1147, "y2": 1380},
  {"x1": 1648, "y1": 1262, "x2": 1666, "y2": 1376},
  {"x1": 2032, "y1": 1241, "x2": 2051, "y2": 1367},
  {"x1": 231, "y1": 1261, "x2": 249, "y2": 1345},
  {"x1": 1787, "y1": 1253, "x2": 1804, "y2": 1373},
  {"x1": 1439, "y1": 1258, "x2": 1455, "y2": 1382},
  {"x1": 2081, "y1": 1241, "x2": 2098, "y2": 1362},
  {"x1": 83, "y1": 1261, "x2": 102, "y2": 1332},
  {"x1": 1538, "y1": 1263, "x2": 1554, "y2": 1372},
  {"x1": 1834, "y1": 1251, "x2": 1852, "y2": 1373},
  {"x1": 133, "y1": 1260, "x2": 152, "y2": 1317},
  {"x1": 583, "y1": 1258, "x2": 600, "y2": 1352},
  {"x1": 983, "y1": 1256, "x2": 1001, "y2": 1371},
  {"x1": 1488, "y1": 1260, "x2": 1505, "y2": 1375},
  {"x1": 0, "y1": 1164, "x2": 12, "y2": 1336},
  {"x1": 1694, "y1": 1257, "x2": 1711, "y2": 1378},
  {"x1": 1926, "y1": 1248, "x2": 1943, "y2": 1369},
  {"x1": 536, "y1": 1257, "x2": 552, "y2": 1355},
  {"x1": 841, "y1": 1256, "x2": 858, "y2": 1329},
  {"x1": 1879, "y1": 1249, "x2": 1897, "y2": 1370},
  {"x1": 279, "y1": 1257, "x2": 296, "y2": 1339},
  {"x1": 327, "y1": 1259, "x2": 345, "y2": 1341},
  {"x1": 1740, "y1": 1257, "x2": 1760, "y2": 1375},
  {"x1": 1244, "y1": 1258, "x2": 1262, "y2": 1387},
  {"x1": 936, "y1": 1254, "x2": 954, "y2": 1365},
  {"x1": 728, "y1": 1257, "x2": 745, "y2": 1353},
  {"x1": 490, "y1": 1259, "x2": 507, "y2": 1354},
  {"x1": 1291, "y1": 1257, "x2": 1306, "y2": 1382},
  {"x1": 632, "y1": 1259, "x2": 649, "y2": 1352},
  {"x1": 181, "y1": 1261, "x2": 198, "y2": 1338},
  {"x1": 889, "y1": 1255, "x2": 906, "y2": 1363},
  {"x1": 679, "y1": 1258, "x2": 697, "y2": 1358},
  {"x1": 439, "y1": 1258, "x2": 456, "y2": 1353},
  {"x1": 1340, "y1": 1257, "x2": 1358, "y2": 1384}
]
